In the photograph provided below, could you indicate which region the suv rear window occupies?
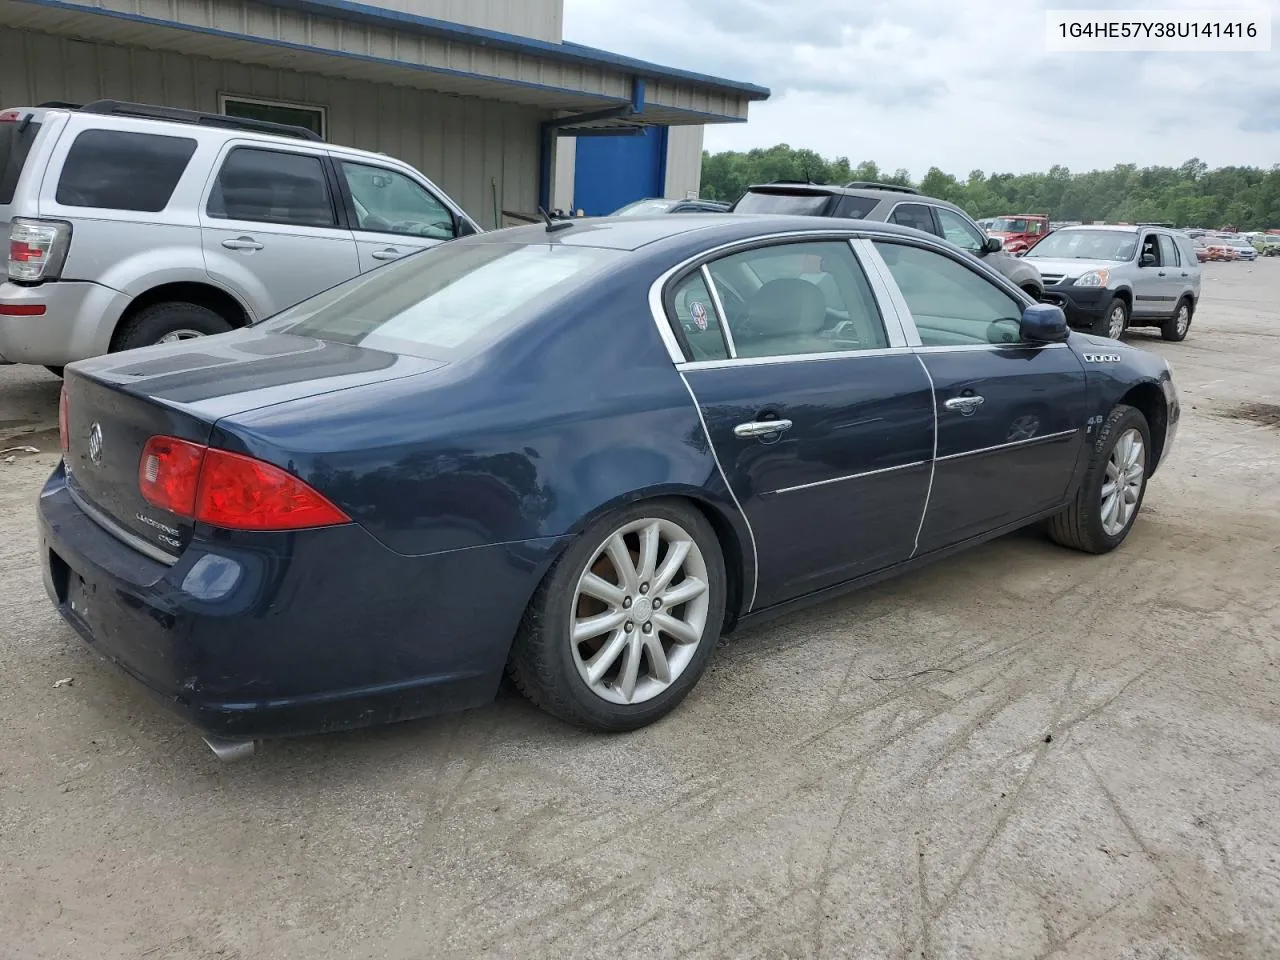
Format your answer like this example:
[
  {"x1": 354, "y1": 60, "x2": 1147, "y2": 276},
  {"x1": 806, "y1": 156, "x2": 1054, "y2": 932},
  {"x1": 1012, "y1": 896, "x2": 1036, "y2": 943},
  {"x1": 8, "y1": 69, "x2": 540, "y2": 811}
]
[
  {"x1": 55, "y1": 129, "x2": 197, "y2": 212},
  {"x1": 733, "y1": 191, "x2": 834, "y2": 215},
  {"x1": 0, "y1": 118, "x2": 41, "y2": 205},
  {"x1": 266, "y1": 241, "x2": 623, "y2": 358}
]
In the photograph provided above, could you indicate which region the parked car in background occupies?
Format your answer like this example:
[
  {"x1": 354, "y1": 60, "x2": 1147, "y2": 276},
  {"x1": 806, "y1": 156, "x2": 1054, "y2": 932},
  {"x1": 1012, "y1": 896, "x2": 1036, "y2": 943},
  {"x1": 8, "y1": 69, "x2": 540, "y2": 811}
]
[
  {"x1": 42, "y1": 214, "x2": 1178, "y2": 753},
  {"x1": 1024, "y1": 223, "x2": 1201, "y2": 341},
  {"x1": 730, "y1": 181, "x2": 1045, "y2": 299},
  {"x1": 987, "y1": 214, "x2": 1052, "y2": 255},
  {"x1": 612, "y1": 197, "x2": 731, "y2": 215},
  {"x1": 1192, "y1": 237, "x2": 1210, "y2": 262},
  {"x1": 1204, "y1": 240, "x2": 1236, "y2": 261},
  {"x1": 1226, "y1": 236, "x2": 1258, "y2": 261},
  {"x1": 1, "y1": 100, "x2": 479, "y2": 374},
  {"x1": 1258, "y1": 235, "x2": 1280, "y2": 257}
]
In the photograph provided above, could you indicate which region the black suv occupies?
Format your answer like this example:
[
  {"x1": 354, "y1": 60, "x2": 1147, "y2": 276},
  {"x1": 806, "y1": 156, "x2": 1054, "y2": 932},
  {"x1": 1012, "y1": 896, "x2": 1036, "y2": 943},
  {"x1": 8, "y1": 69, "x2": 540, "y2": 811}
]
[{"x1": 731, "y1": 181, "x2": 1045, "y2": 299}]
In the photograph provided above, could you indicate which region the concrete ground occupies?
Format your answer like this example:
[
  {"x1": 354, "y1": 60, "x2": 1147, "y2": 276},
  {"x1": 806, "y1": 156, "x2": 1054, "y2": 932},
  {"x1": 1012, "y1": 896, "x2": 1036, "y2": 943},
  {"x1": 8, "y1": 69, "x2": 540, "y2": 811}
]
[{"x1": 1, "y1": 262, "x2": 1278, "y2": 960}]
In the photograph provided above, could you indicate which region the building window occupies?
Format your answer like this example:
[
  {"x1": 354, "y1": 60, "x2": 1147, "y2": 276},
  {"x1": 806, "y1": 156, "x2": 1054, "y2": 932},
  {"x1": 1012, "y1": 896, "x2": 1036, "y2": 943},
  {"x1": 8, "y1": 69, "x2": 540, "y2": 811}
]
[{"x1": 219, "y1": 95, "x2": 326, "y2": 139}]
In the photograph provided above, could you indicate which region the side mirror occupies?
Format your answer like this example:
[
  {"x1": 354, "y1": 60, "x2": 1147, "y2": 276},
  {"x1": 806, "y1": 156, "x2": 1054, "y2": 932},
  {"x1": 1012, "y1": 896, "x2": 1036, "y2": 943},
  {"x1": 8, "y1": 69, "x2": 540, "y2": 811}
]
[
  {"x1": 1020, "y1": 303, "x2": 1069, "y2": 344},
  {"x1": 1140, "y1": 252, "x2": 1157, "y2": 267},
  {"x1": 984, "y1": 236, "x2": 1003, "y2": 253}
]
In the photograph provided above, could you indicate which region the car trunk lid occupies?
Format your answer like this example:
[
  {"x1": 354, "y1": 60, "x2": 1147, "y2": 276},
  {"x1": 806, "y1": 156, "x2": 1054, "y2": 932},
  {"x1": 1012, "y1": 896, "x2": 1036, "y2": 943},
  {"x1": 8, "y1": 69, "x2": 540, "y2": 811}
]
[{"x1": 62, "y1": 329, "x2": 444, "y2": 559}]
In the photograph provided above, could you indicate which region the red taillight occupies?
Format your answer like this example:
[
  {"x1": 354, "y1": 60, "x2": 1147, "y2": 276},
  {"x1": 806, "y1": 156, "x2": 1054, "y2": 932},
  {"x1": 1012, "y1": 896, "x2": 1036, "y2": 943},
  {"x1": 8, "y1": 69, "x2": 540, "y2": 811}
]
[
  {"x1": 139, "y1": 436, "x2": 205, "y2": 517},
  {"x1": 58, "y1": 388, "x2": 69, "y2": 452},
  {"x1": 138, "y1": 436, "x2": 349, "y2": 531}
]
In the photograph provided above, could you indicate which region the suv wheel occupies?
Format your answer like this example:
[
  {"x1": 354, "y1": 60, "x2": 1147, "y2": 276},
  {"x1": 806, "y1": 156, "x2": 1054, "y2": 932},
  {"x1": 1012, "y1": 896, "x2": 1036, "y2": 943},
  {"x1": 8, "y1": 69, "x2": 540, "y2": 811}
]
[
  {"x1": 114, "y1": 302, "x2": 233, "y2": 352},
  {"x1": 1094, "y1": 297, "x2": 1128, "y2": 340},
  {"x1": 1161, "y1": 298, "x2": 1193, "y2": 342}
]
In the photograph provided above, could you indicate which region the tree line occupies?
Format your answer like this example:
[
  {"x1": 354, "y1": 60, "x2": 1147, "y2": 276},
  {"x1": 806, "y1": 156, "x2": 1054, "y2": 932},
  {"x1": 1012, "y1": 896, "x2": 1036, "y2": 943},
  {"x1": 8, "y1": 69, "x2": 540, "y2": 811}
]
[{"x1": 699, "y1": 144, "x2": 1280, "y2": 230}]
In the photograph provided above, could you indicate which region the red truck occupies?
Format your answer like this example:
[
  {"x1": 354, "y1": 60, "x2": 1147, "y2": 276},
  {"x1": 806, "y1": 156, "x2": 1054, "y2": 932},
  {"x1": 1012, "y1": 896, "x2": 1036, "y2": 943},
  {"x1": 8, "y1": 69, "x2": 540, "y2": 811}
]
[{"x1": 987, "y1": 213, "x2": 1052, "y2": 255}]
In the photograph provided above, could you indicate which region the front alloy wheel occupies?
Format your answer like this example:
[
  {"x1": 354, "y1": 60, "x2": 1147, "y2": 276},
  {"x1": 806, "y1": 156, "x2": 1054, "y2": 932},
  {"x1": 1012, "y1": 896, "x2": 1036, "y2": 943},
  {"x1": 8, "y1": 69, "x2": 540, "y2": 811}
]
[
  {"x1": 1100, "y1": 428, "x2": 1145, "y2": 537},
  {"x1": 508, "y1": 499, "x2": 726, "y2": 731}
]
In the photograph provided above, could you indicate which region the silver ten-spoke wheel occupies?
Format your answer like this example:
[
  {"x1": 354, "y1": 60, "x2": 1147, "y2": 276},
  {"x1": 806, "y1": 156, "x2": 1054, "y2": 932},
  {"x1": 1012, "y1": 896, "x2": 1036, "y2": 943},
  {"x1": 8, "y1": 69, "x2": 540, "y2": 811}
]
[
  {"x1": 571, "y1": 518, "x2": 710, "y2": 705},
  {"x1": 1175, "y1": 304, "x2": 1190, "y2": 337},
  {"x1": 1100, "y1": 427, "x2": 1145, "y2": 536},
  {"x1": 157, "y1": 328, "x2": 206, "y2": 343},
  {"x1": 1107, "y1": 302, "x2": 1127, "y2": 339}
]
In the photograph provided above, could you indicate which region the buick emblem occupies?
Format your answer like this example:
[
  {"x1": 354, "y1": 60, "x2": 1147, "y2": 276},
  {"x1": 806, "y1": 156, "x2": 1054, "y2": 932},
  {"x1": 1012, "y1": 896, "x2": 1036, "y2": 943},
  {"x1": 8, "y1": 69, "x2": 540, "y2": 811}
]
[{"x1": 87, "y1": 422, "x2": 104, "y2": 466}]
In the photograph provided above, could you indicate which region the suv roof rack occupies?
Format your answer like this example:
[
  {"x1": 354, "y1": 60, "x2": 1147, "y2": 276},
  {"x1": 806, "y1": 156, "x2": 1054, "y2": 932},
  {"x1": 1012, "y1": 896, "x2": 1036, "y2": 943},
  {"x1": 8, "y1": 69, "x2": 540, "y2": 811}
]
[
  {"x1": 74, "y1": 100, "x2": 324, "y2": 142},
  {"x1": 844, "y1": 181, "x2": 920, "y2": 194},
  {"x1": 37, "y1": 101, "x2": 83, "y2": 109},
  {"x1": 767, "y1": 178, "x2": 818, "y2": 185}
]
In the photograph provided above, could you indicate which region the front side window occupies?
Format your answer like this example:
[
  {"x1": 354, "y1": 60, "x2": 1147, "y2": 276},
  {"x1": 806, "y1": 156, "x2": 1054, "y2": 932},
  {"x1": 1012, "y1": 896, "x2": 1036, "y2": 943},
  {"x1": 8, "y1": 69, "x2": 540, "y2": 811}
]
[
  {"x1": 1140, "y1": 233, "x2": 1161, "y2": 265},
  {"x1": 889, "y1": 203, "x2": 938, "y2": 236},
  {"x1": 874, "y1": 241, "x2": 1024, "y2": 347},
  {"x1": 266, "y1": 241, "x2": 622, "y2": 358},
  {"x1": 702, "y1": 241, "x2": 888, "y2": 358},
  {"x1": 935, "y1": 207, "x2": 985, "y2": 255},
  {"x1": 207, "y1": 148, "x2": 336, "y2": 228},
  {"x1": 55, "y1": 129, "x2": 196, "y2": 212},
  {"x1": 341, "y1": 161, "x2": 455, "y2": 240}
]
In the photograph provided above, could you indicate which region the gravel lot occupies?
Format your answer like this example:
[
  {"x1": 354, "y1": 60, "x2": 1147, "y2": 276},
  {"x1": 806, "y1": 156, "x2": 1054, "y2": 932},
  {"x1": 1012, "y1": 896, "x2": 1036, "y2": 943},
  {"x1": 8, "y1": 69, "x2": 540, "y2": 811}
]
[{"x1": 2, "y1": 262, "x2": 1278, "y2": 960}]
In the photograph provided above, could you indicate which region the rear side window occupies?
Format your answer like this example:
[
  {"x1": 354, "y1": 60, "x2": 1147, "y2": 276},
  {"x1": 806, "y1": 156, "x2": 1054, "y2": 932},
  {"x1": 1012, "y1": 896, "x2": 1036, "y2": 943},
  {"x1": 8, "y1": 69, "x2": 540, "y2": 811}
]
[
  {"x1": 55, "y1": 129, "x2": 196, "y2": 211},
  {"x1": 0, "y1": 118, "x2": 41, "y2": 205},
  {"x1": 835, "y1": 195, "x2": 878, "y2": 219},
  {"x1": 207, "y1": 148, "x2": 336, "y2": 228},
  {"x1": 733, "y1": 191, "x2": 833, "y2": 215},
  {"x1": 1158, "y1": 234, "x2": 1179, "y2": 266},
  {"x1": 889, "y1": 203, "x2": 938, "y2": 235},
  {"x1": 267, "y1": 241, "x2": 623, "y2": 358}
]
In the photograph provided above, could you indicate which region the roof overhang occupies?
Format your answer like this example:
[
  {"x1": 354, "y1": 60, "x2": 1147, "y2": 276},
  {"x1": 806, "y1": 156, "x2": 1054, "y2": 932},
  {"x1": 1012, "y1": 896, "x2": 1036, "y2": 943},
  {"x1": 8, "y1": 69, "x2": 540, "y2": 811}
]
[{"x1": 2, "y1": 0, "x2": 768, "y2": 125}]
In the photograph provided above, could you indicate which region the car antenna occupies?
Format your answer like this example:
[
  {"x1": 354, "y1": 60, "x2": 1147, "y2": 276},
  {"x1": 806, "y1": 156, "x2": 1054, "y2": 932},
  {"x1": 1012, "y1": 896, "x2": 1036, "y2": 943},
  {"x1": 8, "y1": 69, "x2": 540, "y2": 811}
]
[{"x1": 538, "y1": 206, "x2": 575, "y2": 233}]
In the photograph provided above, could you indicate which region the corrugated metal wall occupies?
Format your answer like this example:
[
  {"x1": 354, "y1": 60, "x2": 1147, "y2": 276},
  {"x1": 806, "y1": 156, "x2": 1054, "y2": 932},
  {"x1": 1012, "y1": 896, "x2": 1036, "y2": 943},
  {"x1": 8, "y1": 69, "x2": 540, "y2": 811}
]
[
  {"x1": 0, "y1": 28, "x2": 543, "y2": 228},
  {"x1": 359, "y1": 0, "x2": 564, "y2": 43},
  {"x1": 663, "y1": 125, "x2": 704, "y2": 199}
]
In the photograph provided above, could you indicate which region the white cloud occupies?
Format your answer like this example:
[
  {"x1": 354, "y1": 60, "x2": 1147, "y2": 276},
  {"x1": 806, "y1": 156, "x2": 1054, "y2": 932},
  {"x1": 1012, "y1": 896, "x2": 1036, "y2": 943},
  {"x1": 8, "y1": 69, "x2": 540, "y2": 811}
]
[{"x1": 563, "y1": 0, "x2": 1280, "y2": 177}]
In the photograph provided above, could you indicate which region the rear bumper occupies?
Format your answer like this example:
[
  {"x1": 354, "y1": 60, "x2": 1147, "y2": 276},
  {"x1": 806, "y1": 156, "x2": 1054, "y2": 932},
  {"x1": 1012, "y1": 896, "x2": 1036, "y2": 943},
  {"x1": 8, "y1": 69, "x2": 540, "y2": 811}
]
[
  {"x1": 39, "y1": 463, "x2": 568, "y2": 740},
  {"x1": 0, "y1": 280, "x2": 130, "y2": 365}
]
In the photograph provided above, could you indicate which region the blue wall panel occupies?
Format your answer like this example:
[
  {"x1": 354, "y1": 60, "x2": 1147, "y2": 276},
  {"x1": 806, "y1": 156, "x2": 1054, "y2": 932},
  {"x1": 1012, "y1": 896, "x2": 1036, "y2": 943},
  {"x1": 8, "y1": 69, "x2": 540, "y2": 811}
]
[{"x1": 572, "y1": 126, "x2": 668, "y2": 216}]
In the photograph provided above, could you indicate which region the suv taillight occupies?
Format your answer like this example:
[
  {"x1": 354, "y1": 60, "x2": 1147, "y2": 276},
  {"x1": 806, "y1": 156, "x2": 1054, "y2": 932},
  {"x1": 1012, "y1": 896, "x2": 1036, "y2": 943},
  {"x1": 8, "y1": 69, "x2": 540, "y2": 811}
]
[
  {"x1": 8, "y1": 218, "x2": 72, "y2": 283},
  {"x1": 139, "y1": 436, "x2": 351, "y2": 532}
]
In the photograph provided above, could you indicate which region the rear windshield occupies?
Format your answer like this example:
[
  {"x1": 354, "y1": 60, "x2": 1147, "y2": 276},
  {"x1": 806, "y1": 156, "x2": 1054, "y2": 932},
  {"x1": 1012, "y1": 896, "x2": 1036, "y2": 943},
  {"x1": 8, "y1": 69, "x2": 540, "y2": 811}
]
[
  {"x1": 0, "y1": 118, "x2": 41, "y2": 205},
  {"x1": 265, "y1": 241, "x2": 624, "y2": 358},
  {"x1": 733, "y1": 191, "x2": 833, "y2": 215}
]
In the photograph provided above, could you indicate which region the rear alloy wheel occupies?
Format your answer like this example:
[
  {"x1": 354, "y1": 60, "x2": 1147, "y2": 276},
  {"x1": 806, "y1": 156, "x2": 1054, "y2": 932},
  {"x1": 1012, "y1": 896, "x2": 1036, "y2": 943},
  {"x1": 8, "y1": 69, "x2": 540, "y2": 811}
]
[
  {"x1": 114, "y1": 302, "x2": 233, "y2": 352},
  {"x1": 1047, "y1": 403, "x2": 1151, "y2": 554},
  {"x1": 508, "y1": 500, "x2": 726, "y2": 731},
  {"x1": 1161, "y1": 299, "x2": 1193, "y2": 342}
]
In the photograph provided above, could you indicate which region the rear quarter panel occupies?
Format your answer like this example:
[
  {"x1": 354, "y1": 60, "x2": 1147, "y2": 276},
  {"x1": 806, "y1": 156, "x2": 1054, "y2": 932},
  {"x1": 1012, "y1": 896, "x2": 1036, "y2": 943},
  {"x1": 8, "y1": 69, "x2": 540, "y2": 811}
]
[{"x1": 217, "y1": 265, "x2": 751, "y2": 570}]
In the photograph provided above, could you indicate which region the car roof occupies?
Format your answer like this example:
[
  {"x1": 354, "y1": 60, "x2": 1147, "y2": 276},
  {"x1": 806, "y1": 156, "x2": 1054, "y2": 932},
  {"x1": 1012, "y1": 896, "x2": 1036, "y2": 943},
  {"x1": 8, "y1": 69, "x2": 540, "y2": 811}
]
[
  {"x1": 1055, "y1": 224, "x2": 1143, "y2": 234},
  {"x1": 467, "y1": 214, "x2": 934, "y2": 252}
]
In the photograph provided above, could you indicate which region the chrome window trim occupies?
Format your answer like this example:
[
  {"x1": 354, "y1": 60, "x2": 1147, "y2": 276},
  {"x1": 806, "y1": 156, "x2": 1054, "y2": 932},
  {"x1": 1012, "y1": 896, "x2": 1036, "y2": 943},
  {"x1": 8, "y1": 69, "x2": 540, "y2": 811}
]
[
  {"x1": 857, "y1": 239, "x2": 922, "y2": 347},
  {"x1": 849, "y1": 238, "x2": 909, "y2": 347},
  {"x1": 912, "y1": 342, "x2": 1069, "y2": 355},
  {"x1": 909, "y1": 354, "x2": 938, "y2": 559},
  {"x1": 771, "y1": 459, "x2": 929, "y2": 496},
  {"x1": 676, "y1": 372, "x2": 760, "y2": 613},
  {"x1": 934, "y1": 428, "x2": 1079, "y2": 463},
  {"x1": 699, "y1": 263, "x2": 738, "y2": 359},
  {"x1": 680, "y1": 346, "x2": 907, "y2": 372},
  {"x1": 66, "y1": 481, "x2": 179, "y2": 566}
]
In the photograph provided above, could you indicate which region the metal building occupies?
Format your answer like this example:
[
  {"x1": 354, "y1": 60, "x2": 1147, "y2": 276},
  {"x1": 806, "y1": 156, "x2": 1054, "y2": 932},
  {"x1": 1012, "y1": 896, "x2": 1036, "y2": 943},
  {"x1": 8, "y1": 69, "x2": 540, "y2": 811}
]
[{"x1": 0, "y1": 0, "x2": 768, "y2": 226}]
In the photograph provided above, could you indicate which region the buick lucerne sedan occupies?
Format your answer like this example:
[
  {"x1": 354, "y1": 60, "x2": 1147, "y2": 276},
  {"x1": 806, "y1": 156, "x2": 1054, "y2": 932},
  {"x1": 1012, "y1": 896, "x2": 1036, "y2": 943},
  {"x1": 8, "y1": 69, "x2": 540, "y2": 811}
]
[{"x1": 40, "y1": 215, "x2": 1179, "y2": 756}]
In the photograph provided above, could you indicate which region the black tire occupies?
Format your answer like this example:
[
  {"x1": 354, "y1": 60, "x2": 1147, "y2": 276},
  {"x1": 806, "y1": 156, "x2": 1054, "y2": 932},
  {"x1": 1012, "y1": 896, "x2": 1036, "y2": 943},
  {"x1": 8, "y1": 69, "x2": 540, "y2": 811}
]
[
  {"x1": 1047, "y1": 404, "x2": 1151, "y2": 554},
  {"x1": 507, "y1": 498, "x2": 727, "y2": 732},
  {"x1": 1161, "y1": 297, "x2": 1193, "y2": 342},
  {"x1": 113, "y1": 302, "x2": 232, "y2": 352},
  {"x1": 1092, "y1": 297, "x2": 1128, "y2": 340},
  {"x1": 44, "y1": 366, "x2": 64, "y2": 378}
]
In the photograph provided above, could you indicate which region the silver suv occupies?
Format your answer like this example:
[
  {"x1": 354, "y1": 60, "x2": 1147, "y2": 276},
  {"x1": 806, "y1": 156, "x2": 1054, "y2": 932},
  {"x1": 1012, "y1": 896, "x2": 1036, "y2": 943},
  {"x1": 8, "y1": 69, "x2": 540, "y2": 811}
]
[
  {"x1": 1, "y1": 101, "x2": 479, "y2": 372},
  {"x1": 1022, "y1": 224, "x2": 1202, "y2": 342}
]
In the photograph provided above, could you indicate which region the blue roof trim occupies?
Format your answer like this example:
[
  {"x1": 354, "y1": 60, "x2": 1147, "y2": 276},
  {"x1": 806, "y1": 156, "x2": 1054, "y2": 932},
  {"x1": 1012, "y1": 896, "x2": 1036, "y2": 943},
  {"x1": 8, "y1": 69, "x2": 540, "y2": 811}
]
[{"x1": 257, "y1": 0, "x2": 771, "y2": 100}]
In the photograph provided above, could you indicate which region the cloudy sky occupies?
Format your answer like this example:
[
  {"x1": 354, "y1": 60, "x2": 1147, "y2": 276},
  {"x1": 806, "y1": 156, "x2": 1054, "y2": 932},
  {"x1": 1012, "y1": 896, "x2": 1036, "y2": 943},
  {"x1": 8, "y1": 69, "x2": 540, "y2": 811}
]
[{"x1": 563, "y1": 0, "x2": 1280, "y2": 177}]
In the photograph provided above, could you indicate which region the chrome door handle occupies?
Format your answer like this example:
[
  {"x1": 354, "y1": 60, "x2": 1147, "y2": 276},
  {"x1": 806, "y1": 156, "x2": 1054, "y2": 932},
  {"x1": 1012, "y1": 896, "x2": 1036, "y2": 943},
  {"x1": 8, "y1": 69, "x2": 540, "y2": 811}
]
[
  {"x1": 371, "y1": 248, "x2": 400, "y2": 261},
  {"x1": 221, "y1": 237, "x2": 263, "y2": 251},
  {"x1": 943, "y1": 396, "x2": 985, "y2": 414},
  {"x1": 734, "y1": 419, "x2": 792, "y2": 439}
]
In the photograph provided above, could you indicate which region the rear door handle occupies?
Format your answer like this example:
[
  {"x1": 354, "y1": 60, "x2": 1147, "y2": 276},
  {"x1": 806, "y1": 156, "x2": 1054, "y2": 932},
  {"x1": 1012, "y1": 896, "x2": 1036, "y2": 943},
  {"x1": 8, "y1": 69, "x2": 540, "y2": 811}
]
[
  {"x1": 734, "y1": 419, "x2": 793, "y2": 439},
  {"x1": 371, "y1": 248, "x2": 401, "y2": 261},
  {"x1": 1157, "y1": 270, "x2": 1167, "y2": 276},
  {"x1": 943, "y1": 396, "x2": 985, "y2": 415},
  {"x1": 221, "y1": 237, "x2": 264, "y2": 251}
]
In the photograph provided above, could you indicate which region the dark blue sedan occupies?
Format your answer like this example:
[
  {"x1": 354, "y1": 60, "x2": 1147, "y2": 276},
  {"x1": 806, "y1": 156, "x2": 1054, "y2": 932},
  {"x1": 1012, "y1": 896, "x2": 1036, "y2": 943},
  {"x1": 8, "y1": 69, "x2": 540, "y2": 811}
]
[{"x1": 40, "y1": 215, "x2": 1180, "y2": 755}]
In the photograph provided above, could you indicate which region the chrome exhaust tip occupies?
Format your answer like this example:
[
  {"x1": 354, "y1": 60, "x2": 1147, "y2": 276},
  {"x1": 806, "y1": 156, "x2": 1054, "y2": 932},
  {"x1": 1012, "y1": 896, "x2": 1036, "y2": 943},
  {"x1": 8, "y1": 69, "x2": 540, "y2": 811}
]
[{"x1": 202, "y1": 735, "x2": 258, "y2": 762}]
